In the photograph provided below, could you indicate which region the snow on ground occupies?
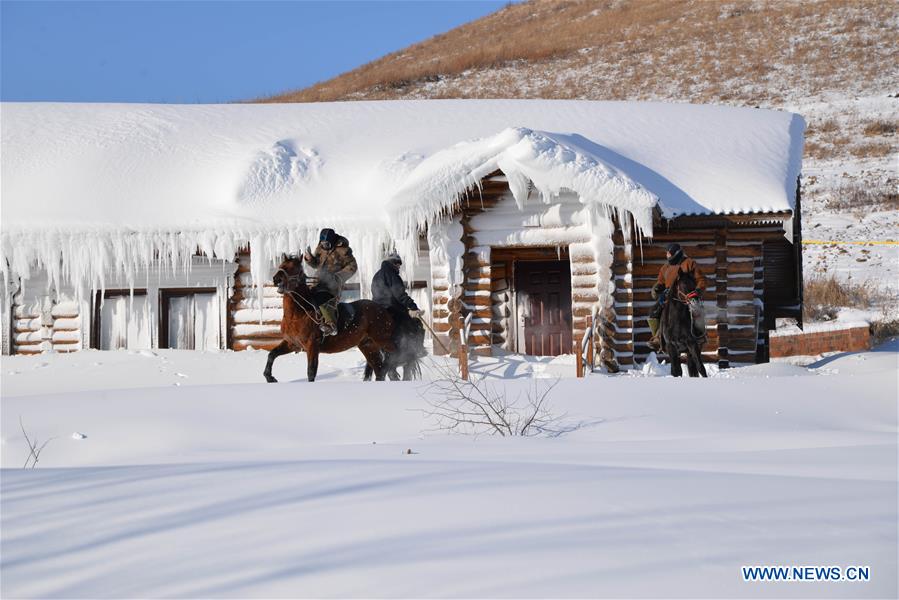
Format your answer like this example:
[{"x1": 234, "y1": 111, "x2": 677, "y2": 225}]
[{"x1": 1, "y1": 345, "x2": 896, "y2": 598}]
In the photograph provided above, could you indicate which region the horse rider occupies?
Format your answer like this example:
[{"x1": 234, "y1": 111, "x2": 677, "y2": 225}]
[
  {"x1": 371, "y1": 251, "x2": 427, "y2": 358},
  {"x1": 648, "y1": 242, "x2": 708, "y2": 351},
  {"x1": 303, "y1": 228, "x2": 357, "y2": 336}
]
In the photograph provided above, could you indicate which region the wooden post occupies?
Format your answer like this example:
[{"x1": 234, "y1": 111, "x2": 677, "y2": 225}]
[
  {"x1": 585, "y1": 314, "x2": 594, "y2": 372},
  {"x1": 575, "y1": 337, "x2": 584, "y2": 378},
  {"x1": 457, "y1": 312, "x2": 469, "y2": 380}
]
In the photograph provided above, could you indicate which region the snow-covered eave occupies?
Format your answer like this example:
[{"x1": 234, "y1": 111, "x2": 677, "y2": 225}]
[
  {"x1": 0, "y1": 219, "x2": 393, "y2": 302},
  {"x1": 385, "y1": 127, "x2": 659, "y2": 241},
  {"x1": 659, "y1": 208, "x2": 794, "y2": 222}
]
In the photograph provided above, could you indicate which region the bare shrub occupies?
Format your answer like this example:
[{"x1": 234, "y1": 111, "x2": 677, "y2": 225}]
[
  {"x1": 824, "y1": 179, "x2": 899, "y2": 211},
  {"x1": 802, "y1": 275, "x2": 890, "y2": 321},
  {"x1": 849, "y1": 141, "x2": 894, "y2": 158},
  {"x1": 871, "y1": 319, "x2": 899, "y2": 346},
  {"x1": 817, "y1": 118, "x2": 840, "y2": 133},
  {"x1": 19, "y1": 416, "x2": 55, "y2": 469},
  {"x1": 421, "y1": 361, "x2": 570, "y2": 437},
  {"x1": 803, "y1": 140, "x2": 830, "y2": 160},
  {"x1": 862, "y1": 120, "x2": 897, "y2": 136}
]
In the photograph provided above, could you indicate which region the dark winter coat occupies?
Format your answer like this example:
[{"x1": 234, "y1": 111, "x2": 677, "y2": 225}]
[
  {"x1": 371, "y1": 261, "x2": 419, "y2": 313},
  {"x1": 303, "y1": 234, "x2": 357, "y2": 297}
]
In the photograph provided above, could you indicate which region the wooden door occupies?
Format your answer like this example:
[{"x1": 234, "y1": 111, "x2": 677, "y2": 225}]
[
  {"x1": 161, "y1": 290, "x2": 221, "y2": 350},
  {"x1": 515, "y1": 260, "x2": 573, "y2": 356},
  {"x1": 97, "y1": 292, "x2": 151, "y2": 350}
]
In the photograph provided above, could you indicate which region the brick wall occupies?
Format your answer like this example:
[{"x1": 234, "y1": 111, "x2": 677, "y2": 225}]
[{"x1": 769, "y1": 325, "x2": 870, "y2": 358}]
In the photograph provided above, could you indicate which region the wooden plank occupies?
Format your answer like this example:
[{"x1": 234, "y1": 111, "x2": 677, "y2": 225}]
[
  {"x1": 491, "y1": 246, "x2": 570, "y2": 262},
  {"x1": 572, "y1": 292, "x2": 600, "y2": 303},
  {"x1": 616, "y1": 246, "x2": 717, "y2": 262},
  {"x1": 461, "y1": 296, "x2": 492, "y2": 308},
  {"x1": 647, "y1": 230, "x2": 717, "y2": 242},
  {"x1": 726, "y1": 229, "x2": 790, "y2": 241},
  {"x1": 232, "y1": 340, "x2": 283, "y2": 352},
  {"x1": 724, "y1": 261, "x2": 757, "y2": 275},
  {"x1": 232, "y1": 330, "x2": 284, "y2": 340}
]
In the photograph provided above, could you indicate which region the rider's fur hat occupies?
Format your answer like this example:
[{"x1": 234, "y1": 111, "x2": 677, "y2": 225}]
[
  {"x1": 666, "y1": 242, "x2": 684, "y2": 264},
  {"x1": 319, "y1": 228, "x2": 337, "y2": 248},
  {"x1": 385, "y1": 251, "x2": 403, "y2": 266}
]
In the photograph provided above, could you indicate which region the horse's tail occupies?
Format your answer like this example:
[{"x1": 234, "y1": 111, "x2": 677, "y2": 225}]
[{"x1": 405, "y1": 355, "x2": 423, "y2": 380}]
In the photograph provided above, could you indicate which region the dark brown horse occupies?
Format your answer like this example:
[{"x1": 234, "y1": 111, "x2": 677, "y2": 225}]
[
  {"x1": 264, "y1": 256, "x2": 396, "y2": 382},
  {"x1": 660, "y1": 270, "x2": 708, "y2": 378}
]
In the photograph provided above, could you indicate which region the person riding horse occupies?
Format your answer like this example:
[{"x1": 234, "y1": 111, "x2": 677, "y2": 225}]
[
  {"x1": 371, "y1": 252, "x2": 427, "y2": 359},
  {"x1": 303, "y1": 228, "x2": 357, "y2": 336},
  {"x1": 649, "y1": 243, "x2": 708, "y2": 351}
]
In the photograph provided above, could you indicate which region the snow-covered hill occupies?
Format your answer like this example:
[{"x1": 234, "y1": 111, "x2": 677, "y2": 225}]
[
  {"x1": 2, "y1": 346, "x2": 897, "y2": 597},
  {"x1": 261, "y1": 0, "x2": 899, "y2": 295}
]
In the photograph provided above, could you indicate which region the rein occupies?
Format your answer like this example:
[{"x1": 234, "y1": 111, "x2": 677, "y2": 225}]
[
  {"x1": 275, "y1": 267, "x2": 323, "y2": 325},
  {"x1": 286, "y1": 289, "x2": 322, "y2": 324},
  {"x1": 664, "y1": 271, "x2": 704, "y2": 342}
]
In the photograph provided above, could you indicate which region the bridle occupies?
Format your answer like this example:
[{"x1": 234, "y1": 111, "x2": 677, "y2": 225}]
[
  {"x1": 669, "y1": 269, "x2": 700, "y2": 305},
  {"x1": 674, "y1": 288, "x2": 700, "y2": 304},
  {"x1": 274, "y1": 266, "x2": 322, "y2": 324},
  {"x1": 666, "y1": 270, "x2": 704, "y2": 342}
]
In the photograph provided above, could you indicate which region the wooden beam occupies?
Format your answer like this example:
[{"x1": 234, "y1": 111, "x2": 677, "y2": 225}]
[{"x1": 715, "y1": 229, "x2": 729, "y2": 369}]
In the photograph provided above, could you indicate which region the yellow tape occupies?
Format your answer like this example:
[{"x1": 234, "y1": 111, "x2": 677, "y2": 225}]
[{"x1": 802, "y1": 240, "x2": 899, "y2": 246}]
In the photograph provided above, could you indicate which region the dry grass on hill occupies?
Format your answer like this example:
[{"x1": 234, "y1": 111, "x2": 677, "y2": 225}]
[{"x1": 259, "y1": 0, "x2": 897, "y2": 106}]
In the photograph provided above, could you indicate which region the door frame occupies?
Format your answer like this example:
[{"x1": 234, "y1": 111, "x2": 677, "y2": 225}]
[
  {"x1": 91, "y1": 289, "x2": 149, "y2": 350},
  {"x1": 491, "y1": 246, "x2": 571, "y2": 355},
  {"x1": 158, "y1": 287, "x2": 217, "y2": 350}
]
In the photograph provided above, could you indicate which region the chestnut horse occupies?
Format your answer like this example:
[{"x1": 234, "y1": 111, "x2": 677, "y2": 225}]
[{"x1": 264, "y1": 256, "x2": 396, "y2": 382}]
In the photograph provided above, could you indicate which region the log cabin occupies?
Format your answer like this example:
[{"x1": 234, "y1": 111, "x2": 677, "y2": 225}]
[{"x1": 1, "y1": 100, "x2": 804, "y2": 368}]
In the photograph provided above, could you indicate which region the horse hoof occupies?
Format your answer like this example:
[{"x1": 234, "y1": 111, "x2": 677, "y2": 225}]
[{"x1": 265, "y1": 376, "x2": 277, "y2": 383}]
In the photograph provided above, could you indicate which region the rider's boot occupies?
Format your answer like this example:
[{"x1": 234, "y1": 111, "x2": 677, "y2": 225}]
[
  {"x1": 648, "y1": 317, "x2": 662, "y2": 351},
  {"x1": 319, "y1": 303, "x2": 338, "y2": 336}
]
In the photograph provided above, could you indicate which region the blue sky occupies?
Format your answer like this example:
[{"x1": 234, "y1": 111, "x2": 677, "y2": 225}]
[{"x1": 1, "y1": 1, "x2": 507, "y2": 103}]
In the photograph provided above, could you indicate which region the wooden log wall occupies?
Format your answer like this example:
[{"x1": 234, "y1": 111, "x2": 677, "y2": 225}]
[
  {"x1": 613, "y1": 223, "x2": 789, "y2": 367},
  {"x1": 429, "y1": 226, "x2": 463, "y2": 356},
  {"x1": 13, "y1": 297, "x2": 83, "y2": 354},
  {"x1": 230, "y1": 250, "x2": 284, "y2": 351},
  {"x1": 13, "y1": 303, "x2": 45, "y2": 355}
]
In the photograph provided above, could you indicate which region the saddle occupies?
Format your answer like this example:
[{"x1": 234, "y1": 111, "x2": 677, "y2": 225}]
[
  {"x1": 336, "y1": 302, "x2": 357, "y2": 330},
  {"x1": 315, "y1": 302, "x2": 358, "y2": 332}
]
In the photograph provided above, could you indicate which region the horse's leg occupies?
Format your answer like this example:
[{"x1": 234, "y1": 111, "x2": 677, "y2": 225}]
[
  {"x1": 689, "y1": 344, "x2": 708, "y2": 378},
  {"x1": 380, "y1": 350, "x2": 401, "y2": 381},
  {"x1": 686, "y1": 353, "x2": 699, "y2": 377},
  {"x1": 358, "y1": 339, "x2": 386, "y2": 381},
  {"x1": 264, "y1": 340, "x2": 291, "y2": 383},
  {"x1": 685, "y1": 343, "x2": 699, "y2": 378},
  {"x1": 306, "y1": 341, "x2": 320, "y2": 382},
  {"x1": 668, "y1": 342, "x2": 683, "y2": 377},
  {"x1": 363, "y1": 363, "x2": 373, "y2": 382},
  {"x1": 402, "y1": 362, "x2": 413, "y2": 381}
]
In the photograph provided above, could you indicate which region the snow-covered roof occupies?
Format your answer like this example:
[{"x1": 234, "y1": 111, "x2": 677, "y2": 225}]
[{"x1": 1, "y1": 100, "x2": 804, "y2": 291}]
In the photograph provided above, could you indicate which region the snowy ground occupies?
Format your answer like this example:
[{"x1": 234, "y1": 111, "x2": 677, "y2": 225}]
[{"x1": 2, "y1": 346, "x2": 897, "y2": 598}]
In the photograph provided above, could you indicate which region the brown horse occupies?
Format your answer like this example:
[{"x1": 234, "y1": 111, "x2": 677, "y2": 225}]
[{"x1": 264, "y1": 255, "x2": 396, "y2": 382}]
